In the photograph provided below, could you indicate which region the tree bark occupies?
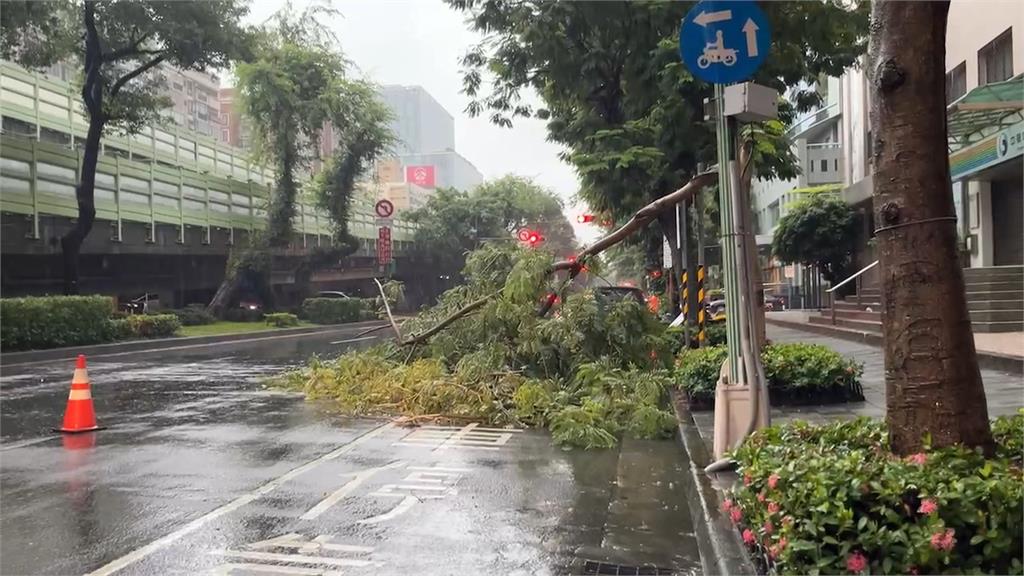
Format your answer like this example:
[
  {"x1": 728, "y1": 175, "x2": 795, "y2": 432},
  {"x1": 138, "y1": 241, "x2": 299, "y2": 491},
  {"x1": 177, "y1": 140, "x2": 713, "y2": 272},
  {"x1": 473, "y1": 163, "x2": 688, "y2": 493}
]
[
  {"x1": 63, "y1": 1, "x2": 104, "y2": 295},
  {"x1": 869, "y1": 0, "x2": 993, "y2": 455}
]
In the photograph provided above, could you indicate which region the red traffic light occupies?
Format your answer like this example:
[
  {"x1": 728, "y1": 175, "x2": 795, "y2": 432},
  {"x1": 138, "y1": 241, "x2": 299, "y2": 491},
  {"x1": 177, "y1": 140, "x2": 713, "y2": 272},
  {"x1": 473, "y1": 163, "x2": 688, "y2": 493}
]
[
  {"x1": 519, "y1": 228, "x2": 544, "y2": 247},
  {"x1": 576, "y1": 214, "x2": 595, "y2": 224},
  {"x1": 649, "y1": 269, "x2": 663, "y2": 279}
]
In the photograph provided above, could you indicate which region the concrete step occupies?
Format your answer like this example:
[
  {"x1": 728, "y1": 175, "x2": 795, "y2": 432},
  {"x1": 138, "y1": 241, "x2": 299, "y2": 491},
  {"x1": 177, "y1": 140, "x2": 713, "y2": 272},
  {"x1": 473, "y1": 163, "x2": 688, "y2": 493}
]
[
  {"x1": 968, "y1": 299, "x2": 1024, "y2": 312},
  {"x1": 836, "y1": 300, "x2": 881, "y2": 311},
  {"x1": 969, "y1": 309, "x2": 1024, "y2": 323},
  {"x1": 820, "y1": 308, "x2": 881, "y2": 322},
  {"x1": 808, "y1": 314, "x2": 882, "y2": 333},
  {"x1": 963, "y1": 266, "x2": 1024, "y2": 281},
  {"x1": 965, "y1": 290, "x2": 1024, "y2": 301},
  {"x1": 971, "y1": 320, "x2": 1024, "y2": 333},
  {"x1": 963, "y1": 281, "x2": 1024, "y2": 293}
]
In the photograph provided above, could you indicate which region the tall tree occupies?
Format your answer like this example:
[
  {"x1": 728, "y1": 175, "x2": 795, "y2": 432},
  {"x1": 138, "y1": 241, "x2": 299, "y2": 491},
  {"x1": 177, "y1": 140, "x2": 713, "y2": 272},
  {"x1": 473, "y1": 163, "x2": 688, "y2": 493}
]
[
  {"x1": 1, "y1": 0, "x2": 251, "y2": 294},
  {"x1": 771, "y1": 192, "x2": 858, "y2": 284},
  {"x1": 206, "y1": 4, "x2": 392, "y2": 315},
  {"x1": 448, "y1": 1, "x2": 866, "y2": 264},
  {"x1": 869, "y1": 0, "x2": 993, "y2": 455},
  {"x1": 407, "y1": 175, "x2": 576, "y2": 303}
]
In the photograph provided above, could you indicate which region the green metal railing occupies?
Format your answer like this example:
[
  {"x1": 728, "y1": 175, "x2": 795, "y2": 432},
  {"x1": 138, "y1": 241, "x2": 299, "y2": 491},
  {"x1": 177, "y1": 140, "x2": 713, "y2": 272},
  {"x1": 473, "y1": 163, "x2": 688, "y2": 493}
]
[{"x1": 0, "y1": 62, "x2": 416, "y2": 251}]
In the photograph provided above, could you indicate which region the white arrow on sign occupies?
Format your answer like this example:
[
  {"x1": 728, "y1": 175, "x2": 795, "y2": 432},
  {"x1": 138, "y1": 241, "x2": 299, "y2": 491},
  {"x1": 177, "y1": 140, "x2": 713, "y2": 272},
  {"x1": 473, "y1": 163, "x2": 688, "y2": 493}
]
[
  {"x1": 693, "y1": 9, "x2": 732, "y2": 27},
  {"x1": 742, "y1": 18, "x2": 760, "y2": 57}
]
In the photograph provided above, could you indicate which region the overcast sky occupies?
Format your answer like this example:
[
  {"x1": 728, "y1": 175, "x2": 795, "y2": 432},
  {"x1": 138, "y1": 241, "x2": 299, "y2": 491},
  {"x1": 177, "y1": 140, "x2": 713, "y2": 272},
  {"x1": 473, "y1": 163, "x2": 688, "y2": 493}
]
[{"x1": 245, "y1": 0, "x2": 599, "y2": 242}]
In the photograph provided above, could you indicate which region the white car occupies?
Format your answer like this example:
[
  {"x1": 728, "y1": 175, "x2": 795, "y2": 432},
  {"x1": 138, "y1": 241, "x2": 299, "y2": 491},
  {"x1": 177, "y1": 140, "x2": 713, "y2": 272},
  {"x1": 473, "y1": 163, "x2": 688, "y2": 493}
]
[{"x1": 316, "y1": 291, "x2": 351, "y2": 299}]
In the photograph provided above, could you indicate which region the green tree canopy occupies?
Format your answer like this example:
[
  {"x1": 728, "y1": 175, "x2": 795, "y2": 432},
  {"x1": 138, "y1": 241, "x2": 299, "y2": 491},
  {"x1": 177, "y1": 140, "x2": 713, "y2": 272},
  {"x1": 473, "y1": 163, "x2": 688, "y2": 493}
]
[
  {"x1": 409, "y1": 175, "x2": 577, "y2": 282},
  {"x1": 771, "y1": 193, "x2": 858, "y2": 284},
  {"x1": 1, "y1": 0, "x2": 253, "y2": 293},
  {"x1": 446, "y1": 0, "x2": 868, "y2": 266}
]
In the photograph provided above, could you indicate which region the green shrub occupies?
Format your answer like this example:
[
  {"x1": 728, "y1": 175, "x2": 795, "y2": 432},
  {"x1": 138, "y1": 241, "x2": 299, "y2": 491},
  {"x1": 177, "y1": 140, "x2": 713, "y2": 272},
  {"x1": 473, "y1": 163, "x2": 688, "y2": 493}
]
[
  {"x1": 703, "y1": 320, "x2": 727, "y2": 346},
  {"x1": 676, "y1": 343, "x2": 863, "y2": 408},
  {"x1": 1, "y1": 295, "x2": 115, "y2": 350},
  {"x1": 107, "y1": 318, "x2": 134, "y2": 340},
  {"x1": 264, "y1": 312, "x2": 299, "y2": 328},
  {"x1": 300, "y1": 298, "x2": 367, "y2": 324},
  {"x1": 676, "y1": 346, "x2": 729, "y2": 405},
  {"x1": 992, "y1": 409, "x2": 1024, "y2": 463},
  {"x1": 172, "y1": 304, "x2": 216, "y2": 326},
  {"x1": 727, "y1": 417, "x2": 1024, "y2": 575},
  {"x1": 125, "y1": 314, "x2": 180, "y2": 338}
]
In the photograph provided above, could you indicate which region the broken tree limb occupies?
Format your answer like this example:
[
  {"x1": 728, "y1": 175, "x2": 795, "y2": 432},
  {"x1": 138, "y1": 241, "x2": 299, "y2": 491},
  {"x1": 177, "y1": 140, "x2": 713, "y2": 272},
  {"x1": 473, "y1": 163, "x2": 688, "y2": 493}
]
[
  {"x1": 400, "y1": 292, "x2": 496, "y2": 346},
  {"x1": 539, "y1": 170, "x2": 718, "y2": 317},
  {"x1": 354, "y1": 322, "x2": 400, "y2": 338},
  {"x1": 374, "y1": 278, "x2": 403, "y2": 342}
]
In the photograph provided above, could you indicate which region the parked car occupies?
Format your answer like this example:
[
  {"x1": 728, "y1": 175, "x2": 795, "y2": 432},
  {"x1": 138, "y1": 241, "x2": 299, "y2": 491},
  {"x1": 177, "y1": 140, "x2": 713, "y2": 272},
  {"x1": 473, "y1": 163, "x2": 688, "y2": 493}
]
[
  {"x1": 764, "y1": 294, "x2": 787, "y2": 311},
  {"x1": 119, "y1": 293, "x2": 160, "y2": 314},
  {"x1": 593, "y1": 286, "x2": 646, "y2": 307},
  {"x1": 706, "y1": 298, "x2": 726, "y2": 320}
]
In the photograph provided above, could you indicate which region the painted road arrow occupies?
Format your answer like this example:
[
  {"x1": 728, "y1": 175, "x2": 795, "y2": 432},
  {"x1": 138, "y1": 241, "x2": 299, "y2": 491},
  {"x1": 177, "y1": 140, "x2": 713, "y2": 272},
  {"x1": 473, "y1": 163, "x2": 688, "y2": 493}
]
[
  {"x1": 742, "y1": 18, "x2": 760, "y2": 57},
  {"x1": 693, "y1": 9, "x2": 732, "y2": 27}
]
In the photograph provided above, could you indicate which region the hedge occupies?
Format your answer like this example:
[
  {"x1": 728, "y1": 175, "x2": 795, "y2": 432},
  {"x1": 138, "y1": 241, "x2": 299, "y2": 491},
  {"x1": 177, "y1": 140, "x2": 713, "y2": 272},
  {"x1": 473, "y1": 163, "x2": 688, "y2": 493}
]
[
  {"x1": 125, "y1": 314, "x2": 180, "y2": 338},
  {"x1": 727, "y1": 415, "x2": 1024, "y2": 575},
  {"x1": 676, "y1": 342, "x2": 863, "y2": 409},
  {"x1": 1, "y1": 296, "x2": 115, "y2": 350},
  {"x1": 300, "y1": 298, "x2": 373, "y2": 324},
  {"x1": 264, "y1": 312, "x2": 299, "y2": 327},
  {"x1": 170, "y1": 304, "x2": 216, "y2": 326}
]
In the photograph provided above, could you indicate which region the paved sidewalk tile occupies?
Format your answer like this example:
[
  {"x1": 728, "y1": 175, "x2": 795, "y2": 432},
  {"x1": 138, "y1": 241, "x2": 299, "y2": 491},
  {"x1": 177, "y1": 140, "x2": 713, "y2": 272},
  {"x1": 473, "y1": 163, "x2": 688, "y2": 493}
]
[{"x1": 692, "y1": 324, "x2": 1024, "y2": 448}]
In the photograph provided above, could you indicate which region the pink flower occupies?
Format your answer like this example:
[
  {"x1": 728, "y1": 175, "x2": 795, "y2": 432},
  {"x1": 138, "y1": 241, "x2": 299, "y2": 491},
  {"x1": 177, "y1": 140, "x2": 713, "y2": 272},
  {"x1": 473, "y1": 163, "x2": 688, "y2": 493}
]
[
  {"x1": 721, "y1": 498, "x2": 733, "y2": 512},
  {"x1": 768, "y1": 538, "x2": 788, "y2": 561},
  {"x1": 906, "y1": 453, "x2": 928, "y2": 466},
  {"x1": 930, "y1": 528, "x2": 956, "y2": 551},
  {"x1": 730, "y1": 507, "x2": 743, "y2": 524},
  {"x1": 742, "y1": 529, "x2": 755, "y2": 546},
  {"x1": 743, "y1": 473, "x2": 753, "y2": 486},
  {"x1": 768, "y1": 473, "x2": 780, "y2": 489},
  {"x1": 846, "y1": 551, "x2": 868, "y2": 573},
  {"x1": 909, "y1": 567, "x2": 919, "y2": 575},
  {"x1": 757, "y1": 491, "x2": 767, "y2": 503},
  {"x1": 918, "y1": 498, "x2": 938, "y2": 515},
  {"x1": 763, "y1": 520, "x2": 774, "y2": 535},
  {"x1": 768, "y1": 502, "x2": 781, "y2": 515},
  {"x1": 782, "y1": 515, "x2": 794, "y2": 527}
]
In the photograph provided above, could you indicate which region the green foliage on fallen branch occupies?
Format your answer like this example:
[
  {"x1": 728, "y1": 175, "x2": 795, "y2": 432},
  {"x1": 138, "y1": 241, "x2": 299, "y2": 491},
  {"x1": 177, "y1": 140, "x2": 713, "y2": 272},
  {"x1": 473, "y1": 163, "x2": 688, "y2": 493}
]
[
  {"x1": 727, "y1": 416, "x2": 1024, "y2": 575},
  {"x1": 276, "y1": 243, "x2": 677, "y2": 448},
  {"x1": 676, "y1": 342, "x2": 863, "y2": 408}
]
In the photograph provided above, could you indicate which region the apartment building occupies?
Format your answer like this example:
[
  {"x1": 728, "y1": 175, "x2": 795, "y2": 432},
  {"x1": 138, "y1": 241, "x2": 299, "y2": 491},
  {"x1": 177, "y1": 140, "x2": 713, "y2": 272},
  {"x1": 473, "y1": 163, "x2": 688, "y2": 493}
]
[{"x1": 162, "y1": 67, "x2": 225, "y2": 141}]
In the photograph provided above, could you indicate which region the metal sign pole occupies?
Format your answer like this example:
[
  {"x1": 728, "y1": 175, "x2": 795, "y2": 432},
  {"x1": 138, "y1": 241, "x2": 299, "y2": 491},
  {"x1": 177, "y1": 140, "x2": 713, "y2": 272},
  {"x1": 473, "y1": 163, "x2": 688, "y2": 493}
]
[{"x1": 714, "y1": 84, "x2": 742, "y2": 381}]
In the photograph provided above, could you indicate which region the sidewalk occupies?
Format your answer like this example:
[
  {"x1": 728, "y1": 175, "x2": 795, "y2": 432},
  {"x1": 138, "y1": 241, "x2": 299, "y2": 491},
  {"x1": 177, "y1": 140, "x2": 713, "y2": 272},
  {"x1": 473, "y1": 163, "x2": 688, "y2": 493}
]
[
  {"x1": 767, "y1": 310, "x2": 1023, "y2": 373},
  {"x1": 690, "y1": 324, "x2": 1024, "y2": 450}
]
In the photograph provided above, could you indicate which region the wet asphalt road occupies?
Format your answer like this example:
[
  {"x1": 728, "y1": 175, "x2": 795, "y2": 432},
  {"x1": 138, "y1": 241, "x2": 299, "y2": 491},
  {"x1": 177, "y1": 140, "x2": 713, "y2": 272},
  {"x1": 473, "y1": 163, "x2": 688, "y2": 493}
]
[{"x1": 1, "y1": 329, "x2": 701, "y2": 576}]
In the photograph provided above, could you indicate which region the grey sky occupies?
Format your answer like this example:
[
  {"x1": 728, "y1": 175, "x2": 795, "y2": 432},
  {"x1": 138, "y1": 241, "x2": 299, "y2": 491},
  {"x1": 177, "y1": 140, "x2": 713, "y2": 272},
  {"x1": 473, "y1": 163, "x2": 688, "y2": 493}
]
[{"x1": 246, "y1": 0, "x2": 599, "y2": 242}]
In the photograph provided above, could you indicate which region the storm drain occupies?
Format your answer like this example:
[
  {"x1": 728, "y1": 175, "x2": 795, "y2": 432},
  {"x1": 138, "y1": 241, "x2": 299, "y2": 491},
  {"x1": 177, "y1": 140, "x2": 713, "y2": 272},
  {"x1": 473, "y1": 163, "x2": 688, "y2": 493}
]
[{"x1": 582, "y1": 560, "x2": 675, "y2": 575}]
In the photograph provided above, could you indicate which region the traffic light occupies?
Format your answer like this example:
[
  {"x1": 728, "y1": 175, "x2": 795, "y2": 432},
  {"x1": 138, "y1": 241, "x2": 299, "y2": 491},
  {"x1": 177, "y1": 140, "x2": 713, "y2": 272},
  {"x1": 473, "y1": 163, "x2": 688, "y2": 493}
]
[
  {"x1": 518, "y1": 228, "x2": 544, "y2": 248},
  {"x1": 576, "y1": 214, "x2": 595, "y2": 224}
]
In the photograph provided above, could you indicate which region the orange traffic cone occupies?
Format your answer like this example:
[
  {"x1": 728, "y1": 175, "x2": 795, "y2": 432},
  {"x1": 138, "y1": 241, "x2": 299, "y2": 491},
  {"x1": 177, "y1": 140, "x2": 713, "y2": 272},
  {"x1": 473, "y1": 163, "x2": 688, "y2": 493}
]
[{"x1": 55, "y1": 355, "x2": 104, "y2": 433}]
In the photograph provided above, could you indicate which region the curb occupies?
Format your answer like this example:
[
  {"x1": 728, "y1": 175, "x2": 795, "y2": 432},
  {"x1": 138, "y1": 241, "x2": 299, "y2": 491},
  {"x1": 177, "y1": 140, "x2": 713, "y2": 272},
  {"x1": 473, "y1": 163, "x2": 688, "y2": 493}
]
[
  {"x1": 766, "y1": 316, "x2": 1023, "y2": 375},
  {"x1": 0, "y1": 320, "x2": 387, "y2": 367},
  {"x1": 671, "y1": 390, "x2": 756, "y2": 576}
]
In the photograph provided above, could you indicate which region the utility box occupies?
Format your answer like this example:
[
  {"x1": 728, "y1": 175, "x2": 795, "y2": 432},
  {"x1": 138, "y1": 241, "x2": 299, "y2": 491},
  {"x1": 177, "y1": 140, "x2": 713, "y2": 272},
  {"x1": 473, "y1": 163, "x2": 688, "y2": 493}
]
[{"x1": 723, "y1": 82, "x2": 779, "y2": 122}]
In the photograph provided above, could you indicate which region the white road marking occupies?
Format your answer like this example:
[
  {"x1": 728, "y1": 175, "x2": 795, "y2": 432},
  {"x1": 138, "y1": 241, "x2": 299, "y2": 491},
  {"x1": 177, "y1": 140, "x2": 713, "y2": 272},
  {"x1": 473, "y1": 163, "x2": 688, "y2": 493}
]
[
  {"x1": 392, "y1": 423, "x2": 519, "y2": 452},
  {"x1": 0, "y1": 436, "x2": 59, "y2": 451},
  {"x1": 210, "y1": 562, "x2": 344, "y2": 575},
  {"x1": 214, "y1": 550, "x2": 373, "y2": 568},
  {"x1": 328, "y1": 336, "x2": 378, "y2": 345},
  {"x1": 357, "y1": 495, "x2": 418, "y2": 524},
  {"x1": 84, "y1": 423, "x2": 394, "y2": 576},
  {"x1": 299, "y1": 461, "x2": 404, "y2": 520},
  {"x1": 407, "y1": 466, "x2": 471, "y2": 473}
]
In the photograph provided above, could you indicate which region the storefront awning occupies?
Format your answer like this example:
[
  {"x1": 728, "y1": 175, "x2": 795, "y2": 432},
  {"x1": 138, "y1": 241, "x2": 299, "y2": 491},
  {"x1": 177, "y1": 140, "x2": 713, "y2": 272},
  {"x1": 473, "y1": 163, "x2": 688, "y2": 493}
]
[{"x1": 947, "y1": 75, "x2": 1024, "y2": 151}]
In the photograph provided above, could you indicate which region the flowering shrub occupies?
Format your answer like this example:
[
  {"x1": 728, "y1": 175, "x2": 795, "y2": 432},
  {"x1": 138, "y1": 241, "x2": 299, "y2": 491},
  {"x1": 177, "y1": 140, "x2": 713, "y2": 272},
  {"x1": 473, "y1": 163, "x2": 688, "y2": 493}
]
[
  {"x1": 726, "y1": 416, "x2": 1024, "y2": 575},
  {"x1": 676, "y1": 343, "x2": 863, "y2": 408}
]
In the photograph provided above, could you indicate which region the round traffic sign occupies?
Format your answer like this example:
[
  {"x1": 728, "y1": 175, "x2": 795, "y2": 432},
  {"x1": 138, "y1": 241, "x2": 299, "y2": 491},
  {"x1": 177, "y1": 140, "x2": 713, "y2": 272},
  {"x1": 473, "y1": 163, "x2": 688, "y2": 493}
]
[
  {"x1": 374, "y1": 199, "x2": 395, "y2": 218},
  {"x1": 679, "y1": 0, "x2": 771, "y2": 85},
  {"x1": 516, "y1": 229, "x2": 531, "y2": 242}
]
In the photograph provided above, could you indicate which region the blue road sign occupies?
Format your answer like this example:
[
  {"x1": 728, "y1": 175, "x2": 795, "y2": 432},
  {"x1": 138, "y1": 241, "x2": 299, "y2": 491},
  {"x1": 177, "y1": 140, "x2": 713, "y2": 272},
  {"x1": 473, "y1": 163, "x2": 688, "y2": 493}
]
[{"x1": 679, "y1": 0, "x2": 771, "y2": 85}]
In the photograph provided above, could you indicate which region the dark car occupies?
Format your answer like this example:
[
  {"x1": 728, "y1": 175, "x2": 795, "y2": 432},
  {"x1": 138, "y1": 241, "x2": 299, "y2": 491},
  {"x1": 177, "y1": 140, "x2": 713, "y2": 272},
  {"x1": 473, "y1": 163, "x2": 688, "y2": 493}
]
[
  {"x1": 594, "y1": 286, "x2": 646, "y2": 307},
  {"x1": 764, "y1": 294, "x2": 787, "y2": 311}
]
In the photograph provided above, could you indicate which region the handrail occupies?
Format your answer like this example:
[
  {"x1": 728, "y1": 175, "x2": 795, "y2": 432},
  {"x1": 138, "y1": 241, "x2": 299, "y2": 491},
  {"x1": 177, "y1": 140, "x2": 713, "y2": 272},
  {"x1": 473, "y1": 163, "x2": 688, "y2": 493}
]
[{"x1": 827, "y1": 260, "x2": 878, "y2": 293}]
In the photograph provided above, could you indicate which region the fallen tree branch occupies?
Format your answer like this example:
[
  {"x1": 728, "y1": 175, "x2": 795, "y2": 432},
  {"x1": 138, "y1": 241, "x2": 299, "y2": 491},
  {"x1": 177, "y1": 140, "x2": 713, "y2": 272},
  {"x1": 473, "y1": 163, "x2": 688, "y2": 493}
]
[
  {"x1": 374, "y1": 278, "x2": 402, "y2": 342},
  {"x1": 539, "y1": 169, "x2": 718, "y2": 316},
  {"x1": 400, "y1": 292, "x2": 496, "y2": 346},
  {"x1": 353, "y1": 322, "x2": 399, "y2": 338}
]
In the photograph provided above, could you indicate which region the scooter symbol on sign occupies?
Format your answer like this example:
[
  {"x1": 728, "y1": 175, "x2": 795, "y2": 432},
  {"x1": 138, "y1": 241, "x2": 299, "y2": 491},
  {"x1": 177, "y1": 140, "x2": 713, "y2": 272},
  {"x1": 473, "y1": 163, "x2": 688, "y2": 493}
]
[{"x1": 697, "y1": 30, "x2": 737, "y2": 69}]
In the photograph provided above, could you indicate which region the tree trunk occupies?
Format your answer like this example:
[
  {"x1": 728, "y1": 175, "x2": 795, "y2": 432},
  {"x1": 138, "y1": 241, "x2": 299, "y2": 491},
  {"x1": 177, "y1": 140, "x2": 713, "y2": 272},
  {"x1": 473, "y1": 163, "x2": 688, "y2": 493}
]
[
  {"x1": 207, "y1": 265, "x2": 243, "y2": 318},
  {"x1": 64, "y1": 1, "x2": 104, "y2": 295},
  {"x1": 869, "y1": 0, "x2": 993, "y2": 455}
]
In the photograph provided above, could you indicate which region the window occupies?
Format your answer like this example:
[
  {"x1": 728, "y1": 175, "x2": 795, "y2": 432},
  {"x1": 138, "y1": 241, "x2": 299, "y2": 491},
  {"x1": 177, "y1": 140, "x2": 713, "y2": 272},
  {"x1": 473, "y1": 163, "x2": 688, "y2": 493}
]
[
  {"x1": 834, "y1": 158, "x2": 839, "y2": 171},
  {"x1": 978, "y1": 29, "x2": 1013, "y2": 85},
  {"x1": 820, "y1": 159, "x2": 828, "y2": 173},
  {"x1": 172, "y1": 82, "x2": 184, "y2": 91},
  {"x1": 946, "y1": 61, "x2": 967, "y2": 103}
]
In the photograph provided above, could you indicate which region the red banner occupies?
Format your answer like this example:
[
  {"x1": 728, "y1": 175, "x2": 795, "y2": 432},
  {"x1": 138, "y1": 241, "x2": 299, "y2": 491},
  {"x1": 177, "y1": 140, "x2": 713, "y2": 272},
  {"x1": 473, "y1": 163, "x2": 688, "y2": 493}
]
[
  {"x1": 405, "y1": 165, "x2": 436, "y2": 188},
  {"x1": 377, "y1": 226, "x2": 392, "y2": 265}
]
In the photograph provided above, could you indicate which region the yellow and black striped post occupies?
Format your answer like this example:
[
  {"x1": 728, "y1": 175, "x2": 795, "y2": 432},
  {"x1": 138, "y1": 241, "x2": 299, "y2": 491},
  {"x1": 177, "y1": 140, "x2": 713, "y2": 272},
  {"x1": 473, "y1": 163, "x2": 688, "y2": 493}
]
[
  {"x1": 681, "y1": 271, "x2": 689, "y2": 321},
  {"x1": 697, "y1": 265, "x2": 706, "y2": 345}
]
